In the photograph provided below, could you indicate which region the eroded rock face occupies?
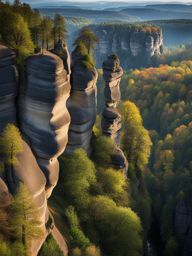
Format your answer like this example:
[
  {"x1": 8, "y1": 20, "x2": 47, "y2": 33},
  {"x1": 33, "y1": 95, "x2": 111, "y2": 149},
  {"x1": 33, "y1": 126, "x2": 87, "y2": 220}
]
[
  {"x1": 51, "y1": 39, "x2": 71, "y2": 79},
  {"x1": 0, "y1": 45, "x2": 70, "y2": 255},
  {"x1": 174, "y1": 197, "x2": 192, "y2": 255},
  {"x1": 66, "y1": 50, "x2": 98, "y2": 155},
  {"x1": 20, "y1": 51, "x2": 71, "y2": 197},
  {"x1": 90, "y1": 24, "x2": 163, "y2": 68},
  {"x1": 0, "y1": 45, "x2": 18, "y2": 132},
  {"x1": 101, "y1": 55, "x2": 128, "y2": 174}
]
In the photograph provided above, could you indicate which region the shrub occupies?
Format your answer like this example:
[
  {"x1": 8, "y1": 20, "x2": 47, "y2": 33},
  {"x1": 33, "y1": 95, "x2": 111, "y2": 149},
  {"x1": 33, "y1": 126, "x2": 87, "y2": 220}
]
[
  {"x1": 92, "y1": 136, "x2": 115, "y2": 166},
  {"x1": 65, "y1": 206, "x2": 90, "y2": 249},
  {"x1": 90, "y1": 196, "x2": 142, "y2": 256},
  {"x1": 39, "y1": 235, "x2": 63, "y2": 256}
]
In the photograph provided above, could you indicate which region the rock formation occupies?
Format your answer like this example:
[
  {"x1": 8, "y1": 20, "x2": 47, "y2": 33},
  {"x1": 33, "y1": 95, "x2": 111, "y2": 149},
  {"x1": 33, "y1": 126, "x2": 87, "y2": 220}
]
[
  {"x1": 0, "y1": 45, "x2": 18, "y2": 133},
  {"x1": 19, "y1": 51, "x2": 71, "y2": 197},
  {"x1": 0, "y1": 45, "x2": 70, "y2": 255},
  {"x1": 101, "y1": 55, "x2": 128, "y2": 174},
  {"x1": 90, "y1": 24, "x2": 163, "y2": 68},
  {"x1": 65, "y1": 46, "x2": 98, "y2": 155},
  {"x1": 174, "y1": 197, "x2": 192, "y2": 256},
  {"x1": 51, "y1": 39, "x2": 71, "y2": 80}
]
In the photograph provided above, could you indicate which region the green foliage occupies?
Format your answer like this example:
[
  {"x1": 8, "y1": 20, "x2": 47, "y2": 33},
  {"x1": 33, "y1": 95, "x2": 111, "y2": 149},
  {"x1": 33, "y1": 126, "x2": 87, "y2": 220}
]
[
  {"x1": 60, "y1": 149, "x2": 96, "y2": 211},
  {"x1": 53, "y1": 14, "x2": 68, "y2": 42},
  {"x1": 0, "y1": 9, "x2": 34, "y2": 62},
  {"x1": 74, "y1": 28, "x2": 99, "y2": 54},
  {"x1": 96, "y1": 168, "x2": 129, "y2": 205},
  {"x1": 39, "y1": 235, "x2": 63, "y2": 256},
  {"x1": 91, "y1": 23, "x2": 160, "y2": 34},
  {"x1": 92, "y1": 136, "x2": 116, "y2": 166},
  {"x1": 72, "y1": 42, "x2": 95, "y2": 70},
  {"x1": 90, "y1": 196, "x2": 142, "y2": 256},
  {"x1": 40, "y1": 16, "x2": 53, "y2": 49},
  {"x1": 0, "y1": 124, "x2": 23, "y2": 167},
  {"x1": 10, "y1": 183, "x2": 43, "y2": 254},
  {"x1": 121, "y1": 101, "x2": 152, "y2": 172},
  {"x1": 0, "y1": 240, "x2": 11, "y2": 256},
  {"x1": 65, "y1": 206, "x2": 90, "y2": 248},
  {"x1": 117, "y1": 59, "x2": 192, "y2": 253}
]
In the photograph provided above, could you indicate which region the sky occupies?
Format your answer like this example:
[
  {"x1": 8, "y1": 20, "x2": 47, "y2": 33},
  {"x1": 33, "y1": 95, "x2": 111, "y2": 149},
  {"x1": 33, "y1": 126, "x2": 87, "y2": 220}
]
[{"x1": 15, "y1": 0, "x2": 192, "y2": 2}]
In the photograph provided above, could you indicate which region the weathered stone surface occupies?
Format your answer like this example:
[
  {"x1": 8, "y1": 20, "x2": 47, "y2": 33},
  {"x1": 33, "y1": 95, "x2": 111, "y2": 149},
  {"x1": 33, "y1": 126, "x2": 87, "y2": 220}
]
[
  {"x1": 0, "y1": 45, "x2": 70, "y2": 255},
  {"x1": 90, "y1": 24, "x2": 163, "y2": 68},
  {"x1": 0, "y1": 45, "x2": 18, "y2": 133},
  {"x1": 20, "y1": 51, "x2": 71, "y2": 195},
  {"x1": 51, "y1": 39, "x2": 71, "y2": 79},
  {"x1": 66, "y1": 49, "x2": 98, "y2": 155},
  {"x1": 174, "y1": 197, "x2": 192, "y2": 255},
  {"x1": 101, "y1": 55, "x2": 128, "y2": 174}
]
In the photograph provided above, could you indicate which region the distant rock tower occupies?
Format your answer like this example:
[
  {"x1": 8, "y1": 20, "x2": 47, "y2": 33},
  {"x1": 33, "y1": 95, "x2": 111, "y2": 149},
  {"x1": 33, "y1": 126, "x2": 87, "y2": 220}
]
[
  {"x1": 65, "y1": 46, "x2": 98, "y2": 155},
  {"x1": 101, "y1": 55, "x2": 128, "y2": 175}
]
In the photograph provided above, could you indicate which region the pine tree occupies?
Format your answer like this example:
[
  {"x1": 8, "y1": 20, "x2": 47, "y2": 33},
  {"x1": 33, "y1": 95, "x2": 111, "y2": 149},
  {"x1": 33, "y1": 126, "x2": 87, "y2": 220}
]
[
  {"x1": 74, "y1": 28, "x2": 99, "y2": 55},
  {"x1": 0, "y1": 10, "x2": 34, "y2": 62},
  {"x1": 53, "y1": 14, "x2": 67, "y2": 43},
  {"x1": 14, "y1": 0, "x2": 21, "y2": 6},
  {"x1": 40, "y1": 16, "x2": 53, "y2": 50},
  {"x1": 0, "y1": 124, "x2": 23, "y2": 167},
  {"x1": 10, "y1": 183, "x2": 43, "y2": 255}
]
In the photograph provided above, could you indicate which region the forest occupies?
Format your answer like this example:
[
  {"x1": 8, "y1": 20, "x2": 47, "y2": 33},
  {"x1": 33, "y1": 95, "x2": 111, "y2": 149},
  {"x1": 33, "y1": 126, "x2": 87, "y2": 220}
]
[{"x1": 0, "y1": 0, "x2": 192, "y2": 256}]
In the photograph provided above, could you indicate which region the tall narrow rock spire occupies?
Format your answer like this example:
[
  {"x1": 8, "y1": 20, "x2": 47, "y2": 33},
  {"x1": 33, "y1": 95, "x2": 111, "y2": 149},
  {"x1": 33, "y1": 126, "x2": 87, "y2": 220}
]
[
  {"x1": 65, "y1": 45, "x2": 98, "y2": 155},
  {"x1": 101, "y1": 54, "x2": 128, "y2": 175}
]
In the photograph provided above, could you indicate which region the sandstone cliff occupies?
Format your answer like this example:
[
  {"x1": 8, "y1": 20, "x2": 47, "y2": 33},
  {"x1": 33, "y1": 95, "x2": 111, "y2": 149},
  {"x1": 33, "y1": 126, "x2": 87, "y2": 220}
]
[
  {"x1": 90, "y1": 24, "x2": 163, "y2": 68},
  {"x1": 65, "y1": 45, "x2": 98, "y2": 155},
  {"x1": 0, "y1": 44, "x2": 70, "y2": 255},
  {"x1": 101, "y1": 55, "x2": 128, "y2": 174}
]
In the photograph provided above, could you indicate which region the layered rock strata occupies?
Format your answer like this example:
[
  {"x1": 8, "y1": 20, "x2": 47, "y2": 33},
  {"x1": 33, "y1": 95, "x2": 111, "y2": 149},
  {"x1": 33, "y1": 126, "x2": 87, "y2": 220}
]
[
  {"x1": 20, "y1": 51, "x2": 71, "y2": 197},
  {"x1": 51, "y1": 39, "x2": 71, "y2": 80},
  {"x1": 65, "y1": 49, "x2": 98, "y2": 154},
  {"x1": 0, "y1": 45, "x2": 70, "y2": 255},
  {"x1": 0, "y1": 45, "x2": 18, "y2": 132},
  {"x1": 90, "y1": 24, "x2": 163, "y2": 68},
  {"x1": 101, "y1": 55, "x2": 128, "y2": 174}
]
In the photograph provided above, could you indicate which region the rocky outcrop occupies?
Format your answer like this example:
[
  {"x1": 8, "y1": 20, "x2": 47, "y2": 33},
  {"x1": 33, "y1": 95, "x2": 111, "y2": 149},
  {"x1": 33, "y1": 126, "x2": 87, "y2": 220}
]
[
  {"x1": 0, "y1": 45, "x2": 70, "y2": 255},
  {"x1": 0, "y1": 45, "x2": 18, "y2": 132},
  {"x1": 65, "y1": 47, "x2": 98, "y2": 155},
  {"x1": 90, "y1": 24, "x2": 163, "y2": 68},
  {"x1": 19, "y1": 51, "x2": 70, "y2": 197},
  {"x1": 174, "y1": 197, "x2": 192, "y2": 255},
  {"x1": 51, "y1": 39, "x2": 71, "y2": 80},
  {"x1": 101, "y1": 55, "x2": 128, "y2": 174}
]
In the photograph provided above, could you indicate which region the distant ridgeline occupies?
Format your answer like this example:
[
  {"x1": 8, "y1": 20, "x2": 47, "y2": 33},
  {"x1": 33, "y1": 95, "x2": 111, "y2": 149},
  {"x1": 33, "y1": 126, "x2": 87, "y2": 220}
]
[{"x1": 90, "y1": 23, "x2": 163, "y2": 69}]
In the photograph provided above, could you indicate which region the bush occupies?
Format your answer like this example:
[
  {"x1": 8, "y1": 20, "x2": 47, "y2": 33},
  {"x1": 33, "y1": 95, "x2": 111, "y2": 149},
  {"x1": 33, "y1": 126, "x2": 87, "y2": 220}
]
[
  {"x1": 0, "y1": 241, "x2": 11, "y2": 256},
  {"x1": 85, "y1": 245, "x2": 101, "y2": 256},
  {"x1": 92, "y1": 136, "x2": 115, "y2": 166},
  {"x1": 39, "y1": 235, "x2": 63, "y2": 256},
  {"x1": 97, "y1": 168, "x2": 129, "y2": 205},
  {"x1": 90, "y1": 196, "x2": 142, "y2": 256},
  {"x1": 65, "y1": 206, "x2": 90, "y2": 249},
  {"x1": 60, "y1": 149, "x2": 96, "y2": 211}
]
